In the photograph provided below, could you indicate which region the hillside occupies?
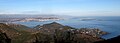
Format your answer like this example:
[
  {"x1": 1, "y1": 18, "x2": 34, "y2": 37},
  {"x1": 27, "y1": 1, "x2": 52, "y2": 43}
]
[
  {"x1": 0, "y1": 23, "x2": 34, "y2": 43},
  {"x1": 0, "y1": 23, "x2": 19, "y2": 38},
  {"x1": 0, "y1": 31, "x2": 11, "y2": 43},
  {"x1": 33, "y1": 22, "x2": 108, "y2": 43},
  {"x1": 0, "y1": 22, "x2": 109, "y2": 43}
]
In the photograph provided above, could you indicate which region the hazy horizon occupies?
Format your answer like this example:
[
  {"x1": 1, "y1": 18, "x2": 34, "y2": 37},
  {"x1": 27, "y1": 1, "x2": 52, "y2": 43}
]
[{"x1": 0, "y1": 0, "x2": 120, "y2": 16}]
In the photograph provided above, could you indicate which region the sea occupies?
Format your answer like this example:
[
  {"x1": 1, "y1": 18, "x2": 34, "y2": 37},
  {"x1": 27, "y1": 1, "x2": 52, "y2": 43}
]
[{"x1": 12, "y1": 16, "x2": 120, "y2": 39}]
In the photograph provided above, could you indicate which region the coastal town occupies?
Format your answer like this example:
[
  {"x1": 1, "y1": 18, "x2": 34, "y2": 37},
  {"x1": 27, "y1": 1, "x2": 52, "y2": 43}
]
[
  {"x1": 19, "y1": 17, "x2": 63, "y2": 22},
  {"x1": 0, "y1": 16, "x2": 63, "y2": 22}
]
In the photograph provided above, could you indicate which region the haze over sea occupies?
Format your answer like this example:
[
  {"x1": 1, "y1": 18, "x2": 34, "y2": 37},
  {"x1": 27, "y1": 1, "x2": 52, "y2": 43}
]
[{"x1": 12, "y1": 16, "x2": 120, "y2": 39}]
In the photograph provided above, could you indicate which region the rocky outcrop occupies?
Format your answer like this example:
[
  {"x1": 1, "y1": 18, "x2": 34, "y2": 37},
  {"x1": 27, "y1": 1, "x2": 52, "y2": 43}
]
[{"x1": 0, "y1": 30, "x2": 11, "y2": 43}]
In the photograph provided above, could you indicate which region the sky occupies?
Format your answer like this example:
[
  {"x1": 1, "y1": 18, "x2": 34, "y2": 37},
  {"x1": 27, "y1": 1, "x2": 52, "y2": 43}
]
[{"x1": 0, "y1": 0, "x2": 120, "y2": 16}]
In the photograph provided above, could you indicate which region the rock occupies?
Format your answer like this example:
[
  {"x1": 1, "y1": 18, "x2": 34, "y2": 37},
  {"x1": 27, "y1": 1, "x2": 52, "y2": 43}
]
[{"x1": 0, "y1": 30, "x2": 11, "y2": 43}]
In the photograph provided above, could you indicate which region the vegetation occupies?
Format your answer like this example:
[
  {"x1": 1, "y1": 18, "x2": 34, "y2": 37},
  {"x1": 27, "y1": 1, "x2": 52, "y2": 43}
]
[{"x1": 0, "y1": 22, "x2": 108, "y2": 43}]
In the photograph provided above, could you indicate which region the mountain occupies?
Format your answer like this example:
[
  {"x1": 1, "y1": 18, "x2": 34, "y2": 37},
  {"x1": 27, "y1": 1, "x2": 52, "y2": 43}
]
[
  {"x1": 0, "y1": 22, "x2": 109, "y2": 43},
  {"x1": 33, "y1": 22, "x2": 108, "y2": 43},
  {"x1": 34, "y1": 22, "x2": 74, "y2": 33}
]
